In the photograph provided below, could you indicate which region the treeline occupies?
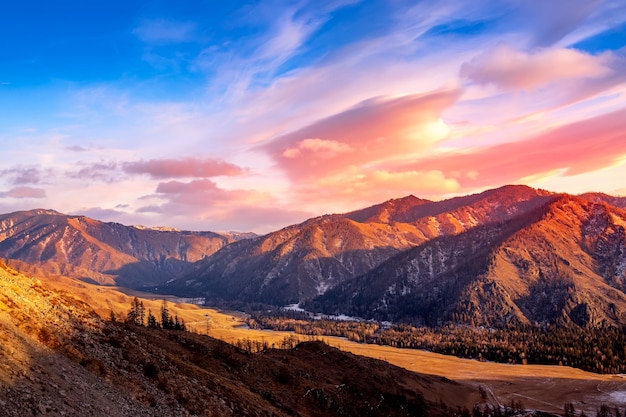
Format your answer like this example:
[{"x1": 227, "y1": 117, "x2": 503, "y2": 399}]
[
  {"x1": 452, "y1": 402, "x2": 626, "y2": 417},
  {"x1": 248, "y1": 311, "x2": 626, "y2": 374},
  {"x1": 118, "y1": 297, "x2": 187, "y2": 331},
  {"x1": 370, "y1": 323, "x2": 626, "y2": 374},
  {"x1": 233, "y1": 335, "x2": 312, "y2": 353}
]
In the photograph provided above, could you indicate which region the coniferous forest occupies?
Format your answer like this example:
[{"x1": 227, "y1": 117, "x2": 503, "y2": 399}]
[{"x1": 247, "y1": 311, "x2": 626, "y2": 374}]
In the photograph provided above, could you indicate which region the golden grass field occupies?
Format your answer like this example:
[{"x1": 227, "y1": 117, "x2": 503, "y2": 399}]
[{"x1": 44, "y1": 275, "x2": 626, "y2": 415}]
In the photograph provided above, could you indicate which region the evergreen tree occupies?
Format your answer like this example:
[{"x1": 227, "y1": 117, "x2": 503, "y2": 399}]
[
  {"x1": 138, "y1": 299, "x2": 145, "y2": 326},
  {"x1": 147, "y1": 309, "x2": 159, "y2": 328},
  {"x1": 126, "y1": 297, "x2": 145, "y2": 326},
  {"x1": 161, "y1": 300, "x2": 174, "y2": 329}
]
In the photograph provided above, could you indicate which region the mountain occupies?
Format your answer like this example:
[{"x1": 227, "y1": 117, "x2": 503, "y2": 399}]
[
  {"x1": 0, "y1": 209, "x2": 231, "y2": 287},
  {"x1": 306, "y1": 195, "x2": 626, "y2": 328},
  {"x1": 163, "y1": 185, "x2": 555, "y2": 305},
  {"x1": 0, "y1": 261, "x2": 468, "y2": 417},
  {"x1": 579, "y1": 192, "x2": 626, "y2": 209}
]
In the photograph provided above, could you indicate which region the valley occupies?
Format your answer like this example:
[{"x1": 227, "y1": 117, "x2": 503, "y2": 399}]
[{"x1": 34, "y1": 275, "x2": 626, "y2": 415}]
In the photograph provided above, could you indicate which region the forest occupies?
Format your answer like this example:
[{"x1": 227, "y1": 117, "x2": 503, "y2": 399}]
[{"x1": 247, "y1": 310, "x2": 626, "y2": 374}]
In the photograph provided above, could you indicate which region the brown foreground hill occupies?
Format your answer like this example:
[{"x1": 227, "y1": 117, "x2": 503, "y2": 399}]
[{"x1": 0, "y1": 262, "x2": 484, "y2": 417}]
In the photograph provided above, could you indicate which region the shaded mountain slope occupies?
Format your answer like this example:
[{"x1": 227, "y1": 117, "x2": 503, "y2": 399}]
[
  {"x1": 0, "y1": 262, "x2": 470, "y2": 417},
  {"x1": 307, "y1": 196, "x2": 626, "y2": 328},
  {"x1": 0, "y1": 209, "x2": 231, "y2": 287},
  {"x1": 165, "y1": 185, "x2": 555, "y2": 304}
]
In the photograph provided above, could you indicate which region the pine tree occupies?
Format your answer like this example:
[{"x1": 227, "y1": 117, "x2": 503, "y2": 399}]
[
  {"x1": 161, "y1": 300, "x2": 174, "y2": 329},
  {"x1": 147, "y1": 309, "x2": 159, "y2": 328},
  {"x1": 138, "y1": 299, "x2": 145, "y2": 326},
  {"x1": 126, "y1": 297, "x2": 145, "y2": 326}
]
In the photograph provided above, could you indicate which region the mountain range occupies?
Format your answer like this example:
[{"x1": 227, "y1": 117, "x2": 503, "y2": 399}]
[
  {"x1": 0, "y1": 209, "x2": 234, "y2": 287},
  {"x1": 1, "y1": 185, "x2": 626, "y2": 328}
]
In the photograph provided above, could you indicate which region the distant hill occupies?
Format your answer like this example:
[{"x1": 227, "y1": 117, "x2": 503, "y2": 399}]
[{"x1": 0, "y1": 209, "x2": 232, "y2": 287}]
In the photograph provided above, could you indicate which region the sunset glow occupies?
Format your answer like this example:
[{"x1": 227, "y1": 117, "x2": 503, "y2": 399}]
[{"x1": 1, "y1": 1, "x2": 625, "y2": 232}]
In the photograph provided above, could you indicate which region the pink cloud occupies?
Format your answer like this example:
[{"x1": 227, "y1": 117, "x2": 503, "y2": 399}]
[
  {"x1": 154, "y1": 179, "x2": 269, "y2": 209},
  {"x1": 402, "y1": 106, "x2": 626, "y2": 189},
  {"x1": 150, "y1": 179, "x2": 311, "y2": 232},
  {"x1": 156, "y1": 179, "x2": 223, "y2": 196},
  {"x1": 461, "y1": 45, "x2": 612, "y2": 91},
  {"x1": 264, "y1": 90, "x2": 460, "y2": 181},
  {"x1": 282, "y1": 138, "x2": 354, "y2": 158},
  {"x1": 0, "y1": 186, "x2": 47, "y2": 199},
  {"x1": 124, "y1": 157, "x2": 245, "y2": 179}
]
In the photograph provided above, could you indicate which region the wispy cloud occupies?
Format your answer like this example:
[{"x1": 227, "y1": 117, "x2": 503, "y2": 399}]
[
  {"x1": 133, "y1": 19, "x2": 197, "y2": 44},
  {"x1": 2, "y1": 0, "x2": 626, "y2": 232},
  {"x1": 66, "y1": 161, "x2": 119, "y2": 182}
]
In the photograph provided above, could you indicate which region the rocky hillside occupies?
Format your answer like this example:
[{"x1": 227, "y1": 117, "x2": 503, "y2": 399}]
[
  {"x1": 0, "y1": 261, "x2": 473, "y2": 416},
  {"x1": 0, "y1": 209, "x2": 232, "y2": 287},
  {"x1": 307, "y1": 196, "x2": 626, "y2": 328},
  {"x1": 163, "y1": 185, "x2": 556, "y2": 304}
]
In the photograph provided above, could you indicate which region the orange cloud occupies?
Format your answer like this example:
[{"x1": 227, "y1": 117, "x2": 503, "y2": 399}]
[
  {"x1": 264, "y1": 89, "x2": 460, "y2": 181},
  {"x1": 282, "y1": 138, "x2": 354, "y2": 159},
  {"x1": 288, "y1": 168, "x2": 460, "y2": 213},
  {"x1": 403, "y1": 106, "x2": 626, "y2": 189}
]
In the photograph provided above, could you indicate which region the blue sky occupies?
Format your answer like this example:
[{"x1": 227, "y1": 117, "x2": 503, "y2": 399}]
[{"x1": 1, "y1": 0, "x2": 626, "y2": 232}]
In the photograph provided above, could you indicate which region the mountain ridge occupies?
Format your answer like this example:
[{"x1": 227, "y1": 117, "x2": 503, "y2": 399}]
[
  {"x1": 163, "y1": 185, "x2": 558, "y2": 305},
  {"x1": 0, "y1": 209, "x2": 232, "y2": 287},
  {"x1": 2, "y1": 185, "x2": 626, "y2": 330},
  {"x1": 306, "y1": 194, "x2": 626, "y2": 328}
]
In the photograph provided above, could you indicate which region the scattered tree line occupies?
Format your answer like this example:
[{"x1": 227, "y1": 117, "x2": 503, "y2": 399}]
[
  {"x1": 247, "y1": 312, "x2": 379, "y2": 342},
  {"x1": 118, "y1": 297, "x2": 187, "y2": 331},
  {"x1": 233, "y1": 334, "x2": 310, "y2": 353}
]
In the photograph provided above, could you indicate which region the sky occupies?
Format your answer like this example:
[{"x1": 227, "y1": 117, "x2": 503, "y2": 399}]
[{"x1": 1, "y1": 0, "x2": 626, "y2": 233}]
